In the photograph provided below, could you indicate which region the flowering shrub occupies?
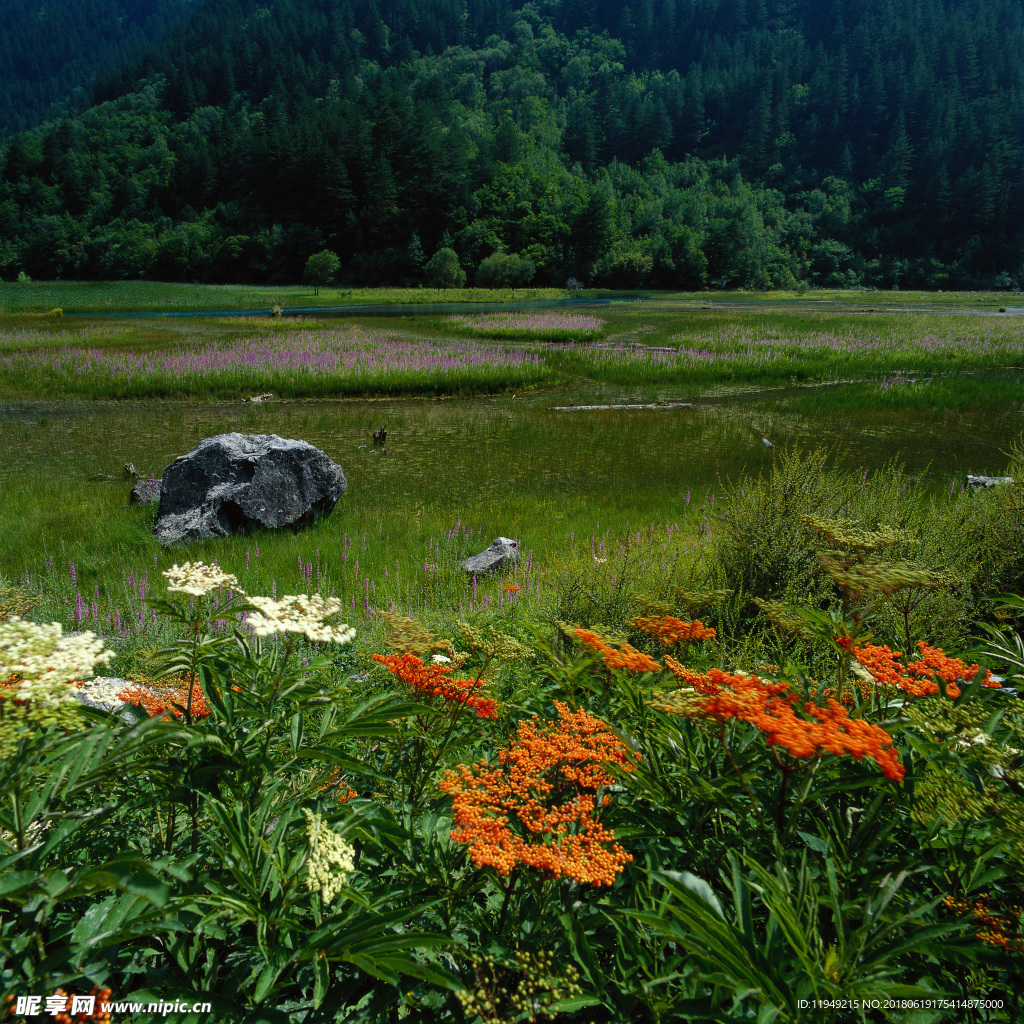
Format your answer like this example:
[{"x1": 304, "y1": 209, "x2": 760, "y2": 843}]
[
  {"x1": 248, "y1": 593, "x2": 356, "y2": 643},
  {"x1": 629, "y1": 613, "x2": 717, "y2": 647},
  {"x1": 838, "y1": 637, "x2": 997, "y2": 698},
  {"x1": 1, "y1": 556, "x2": 1020, "y2": 1021},
  {"x1": 573, "y1": 627, "x2": 662, "y2": 673},
  {"x1": 372, "y1": 651, "x2": 498, "y2": 719},
  {"x1": 0, "y1": 618, "x2": 113, "y2": 755},
  {"x1": 653, "y1": 666, "x2": 905, "y2": 781},
  {"x1": 441, "y1": 702, "x2": 635, "y2": 885},
  {"x1": 302, "y1": 808, "x2": 356, "y2": 905},
  {"x1": 116, "y1": 674, "x2": 211, "y2": 721}
]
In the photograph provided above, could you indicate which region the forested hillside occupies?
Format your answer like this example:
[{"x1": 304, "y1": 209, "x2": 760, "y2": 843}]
[
  {"x1": 0, "y1": 0, "x2": 198, "y2": 136},
  {"x1": 1, "y1": 0, "x2": 1022, "y2": 289}
]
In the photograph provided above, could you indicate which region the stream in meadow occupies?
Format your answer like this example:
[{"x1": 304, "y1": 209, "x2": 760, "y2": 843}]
[{"x1": 64, "y1": 294, "x2": 1024, "y2": 319}]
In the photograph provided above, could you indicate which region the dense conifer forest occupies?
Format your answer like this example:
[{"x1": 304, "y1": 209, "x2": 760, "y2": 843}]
[
  {"x1": 1, "y1": 0, "x2": 1022, "y2": 289},
  {"x1": 0, "y1": 0, "x2": 198, "y2": 136}
]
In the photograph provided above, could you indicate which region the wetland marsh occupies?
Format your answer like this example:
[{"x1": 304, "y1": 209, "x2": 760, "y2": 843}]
[{"x1": 0, "y1": 286, "x2": 1021, "y2": 649}]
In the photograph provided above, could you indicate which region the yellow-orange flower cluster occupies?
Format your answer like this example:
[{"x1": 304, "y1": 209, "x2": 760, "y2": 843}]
[
  {"x1": 663, "y1": 655, "x2": 730, "y2": 694},
  {"x1": 440, "y1": 701, "x2": 636, "y2": 886},
  {"x1": 574, "y1": 628, "x2": 662, "y2": 673},
  {"x1": 316, "y1": 768, "x2": 358, "y2": 802},
  {"x1": 631, "y1": 615, "x2": 717, "y2": 646},
  {"x1": 943, "y1": 895, "x2": 1024, "y2": 955},
  {"x1": 660, "y1": 667, "x2": 905, "y2": 781},
  {"x1": 838, "y1": 639, "x2": 996, "y2": 699},
  {"x1": 117, "y1": 675, "x2": 210, "y2": 721},
  {"x1": 372, "y1": 652, "x2": 498, "y2": 719}
]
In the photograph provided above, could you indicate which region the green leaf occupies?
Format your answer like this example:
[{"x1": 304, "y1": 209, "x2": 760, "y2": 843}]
[
  {"x1": 657, "y1": 869, "x2": 726, "y2": 919},
  {"x1": 253, "y1": 951, "x2": 292, "y2": 1003},
  {"x1": 796, "y1": 830, "x2": 829, "y2": 854},
  {"x1": 312, "y1": 951, "x2": 329, "y2": 1008}
]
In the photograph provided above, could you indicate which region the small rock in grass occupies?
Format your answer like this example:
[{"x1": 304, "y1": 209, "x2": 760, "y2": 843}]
[
  {"x1": 966, "y1": 475, "x2": 1015, "y2": 491},
  {"x1": 460, "y1": 537, "x2": 519, "y2": 574},
  {"x1": 129, "y1": 479, "x2": 161, "y2": 505}
]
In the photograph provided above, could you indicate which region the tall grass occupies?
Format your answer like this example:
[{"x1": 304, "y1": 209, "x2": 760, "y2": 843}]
[
  {"x1": 0, "y1": 329, "x2": 555, "y2": 399},
  {"x1": 4, "y1": 445, "x2": 1021, "y2": 682},
  {"x1": 543, "y1": 312, "x2": 1024, "y2": 386},
  {"x1": 763, "y1": 375, "x2": 1024, "y2": 416}
]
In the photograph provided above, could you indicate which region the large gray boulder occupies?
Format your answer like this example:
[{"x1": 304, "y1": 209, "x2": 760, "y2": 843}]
[
  {"x1": 154, "y1": 433, "x2": 347, "y2": 545},
  {"x1": 460, "y1": 537, "x2": 519, "y2": 574}
]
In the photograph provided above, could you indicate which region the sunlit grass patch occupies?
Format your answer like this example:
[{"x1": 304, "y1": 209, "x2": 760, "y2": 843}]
[
  {"x1": 441, "y1": 311, "x2": 605, "y2": 342},
  {"x1": 765, "y1": 375, "x2": 1024, "y2": 416}
]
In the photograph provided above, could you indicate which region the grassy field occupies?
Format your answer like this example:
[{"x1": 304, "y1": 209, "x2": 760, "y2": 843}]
[
  {"x1": 1, "y1": 286, "x2": 1021, "y2": 628},
  {"x1": 761, "y1": 374, "x2": 1024, "y2": 416},
  {"x1": 2, "y1": 448, "x2": 1022, "y2": 1020},
  {"x1": 0, "y1": 281, "x2": 575, "y2": 314}
]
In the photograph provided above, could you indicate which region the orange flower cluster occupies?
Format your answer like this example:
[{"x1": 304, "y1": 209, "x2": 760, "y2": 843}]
[
  {"x1": 0, "y1": 673, "x2": 20, "y2": 701},
  {"x1": 574, "y1": 628, "x2": 662, "y2": 673},
  {"x1": 440, "y1": 701, "x2": 636, "y2": 886},
  {"x1": 316, "y1": 768, "x2": 358, "y2": 802},
  {"x1": 667, "y1": 666, "x2": 905, "y2": 781},
  {"x1": 117, "y1": 675, "x2": 210, "y2": 721},
  {"x1": 943, "y1": 895, "x2": 1024, "y2": 955},
  {"x1": 503, "y1": 584, "x2": 521, "y2": 594},
  {"x1": 838, "y1": 638, "x2": 996, "y2": 699},
  {"x1": 631, "y1": 615, "x2": 717, "y2": 646},
  {"x1": 372, "y1": 652, "x2": 498, "y2": 719},
  {"x1": 664, "y1": 656, "x2": 742, "y2": 695}
]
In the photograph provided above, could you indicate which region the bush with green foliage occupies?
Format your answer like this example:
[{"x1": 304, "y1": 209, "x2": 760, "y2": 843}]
[
  {"x1": 475, "y1": 251, "x2": 535, "y2": 290},
  {"x1": 424, "y1": 248, "x2": 466, "y2": 291},
  {"x1": 303, "y1": 250, "x2": 341, "y2": 296}
]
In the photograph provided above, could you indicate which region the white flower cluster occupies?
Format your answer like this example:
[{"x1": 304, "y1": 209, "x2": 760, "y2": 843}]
[
  {"x1": 302, "y1": 808, "x2": 355, "y2": 905},
  {"x1": 0, "y1": 817, "x2": 51, "y2": 849},
  {"x1": 247, "y1": 594, "x2": 356, "y2": 644},
  {"x1": 76, "y1": 677, "x2": 129, "y2": 707},
  {"x1": 164, "y1": 561, "x2": 244, "y2": 597},
  {"x1": 0, "y1": 618, "x2": 114, "y2": 703}
]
